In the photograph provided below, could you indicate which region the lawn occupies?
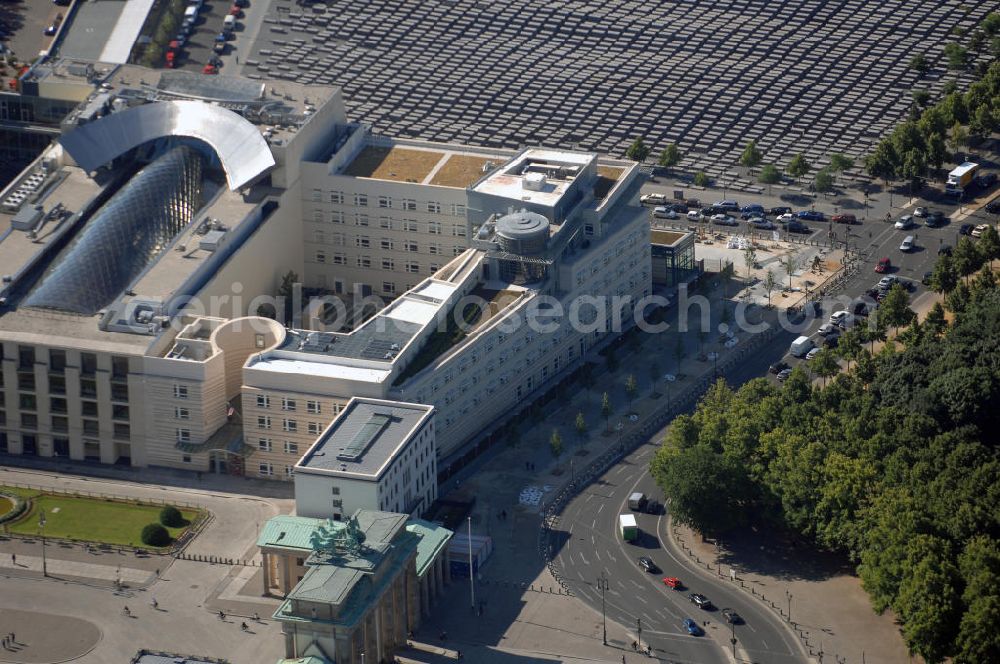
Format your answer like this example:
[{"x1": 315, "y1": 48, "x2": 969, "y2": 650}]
[{"x1": 2, "y1": 487, "x2": 200, "y2": 548}]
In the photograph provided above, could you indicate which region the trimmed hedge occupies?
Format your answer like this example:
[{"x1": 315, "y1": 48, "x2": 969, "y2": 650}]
[
  {"x1": 159, "y1": 505, "x2": 185, "y2": 528},
  {"x1": 141, "y1": 522, "x2": 171, "y2": 547}
]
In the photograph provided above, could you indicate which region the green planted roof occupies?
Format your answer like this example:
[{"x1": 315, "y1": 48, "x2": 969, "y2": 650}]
[{"x1": 257, "y1": 515, "x2": 328, "y2": 551}]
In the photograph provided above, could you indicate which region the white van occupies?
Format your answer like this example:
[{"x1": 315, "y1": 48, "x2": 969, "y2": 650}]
[
  {"x1": 790, "y1": 335, "x2": 814, "y2": 358},
  {"x1": 900, "y1": 235, "x2": 915, "y2": 252},
  {"x1": 223, "y1": 14, "x2": 236, "y2": 30},
  {"x1": 183, "y1": 6, "x2": 198, "y2": 23}
]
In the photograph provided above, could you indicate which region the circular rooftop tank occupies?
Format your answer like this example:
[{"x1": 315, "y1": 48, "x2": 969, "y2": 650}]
[{"x1": 495, "y1": 211, "x2": 549, "y2": 255}]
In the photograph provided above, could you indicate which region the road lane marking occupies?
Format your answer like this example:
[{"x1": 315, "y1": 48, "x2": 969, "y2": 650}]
[{"x1": 597, "y1": 502, "x2": 604, "y2": 514}]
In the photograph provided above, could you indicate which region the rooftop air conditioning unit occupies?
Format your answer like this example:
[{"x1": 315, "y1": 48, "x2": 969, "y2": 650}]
[{"x1": 523, "y1": 172, "x2": 546, "y2": 191}]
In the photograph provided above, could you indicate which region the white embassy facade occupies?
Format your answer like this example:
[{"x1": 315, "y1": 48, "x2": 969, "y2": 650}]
[{"x1": 0, "y1": 64, "x2": 651, "y2": 501}]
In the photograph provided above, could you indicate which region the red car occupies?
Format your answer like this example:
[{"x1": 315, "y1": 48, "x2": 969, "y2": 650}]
[
  {"x1": 230, "y1": 5, "x2": 243, "y2": 16},
  {"x1": 662, "y1": 577, "x2": 684, "y2": 590},
  {"x1": 875, "y1": 257, "x2": 891, "y2": 273},
  {"x1": 832, "y1": 213, "x2": 858, "y2": 225},
  {"x1": 202, "y1": 64, "x2": 218, "y2": 75}
]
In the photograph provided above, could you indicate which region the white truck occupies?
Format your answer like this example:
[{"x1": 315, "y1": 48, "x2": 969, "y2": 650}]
[
  {"x1": 790, "y1": 335, "x2": 814, "y2": 358},
  {"x1": 619, "y1": 514, "x2": 638, "y2": 542},
  {"x1": 946, "y1": 162, "x2": 979, "y2": 196}
]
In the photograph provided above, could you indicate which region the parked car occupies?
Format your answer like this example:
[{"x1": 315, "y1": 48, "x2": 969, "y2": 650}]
[
  {"x1": 913, "y1": 207, "x2": 928, "y2": 217},
  {"x1": 640, "y1": 193, "x2": 667, "y2": 205},
  {"x1": 831, "y1": 213, "x2": 858, "y2": 225},
  {"x1": 689, "y1": 593, "x2": 714, "y2": 610},
  {"x1": 751, "y1": 219, "x2": 776, "y2": 230},
  {"x1": 875, "y1": 257, "x2": 891, "y2": 273},
  {"x1": 687, "y1": 210, "x2": 702, "y2": 220},
  {"x1": 638, "y1": 557, "x2": 660, "y2": 573},
  {"x1": 684, "y1": 198, "x2": 701, "y2": 209},
  {"x1": 653, "y1": 207, "x2": 678, "y2": 219},
  {"x1": 711, "y1": 214, "x2": 738, "y2": 226},
  {"x1": 977, "y1": 172, "x2": 998, "y2": 188},
  {"x1": 922, "y1": 271, "x2": 933, "y2": 285},
  {"x1": 818, "y1": 322, "x2": 838, "y2": 336},
  {"x1": 776, "y1": 213, "x2": 795, "y2": 223},
  {"x1": 938, "y1": 244, "x2": 953, "y2": 256},
  {"x1": 663, "y1": 576, "x2": 684, "y2": 590},
  {"x1": 805, "y1": 347, "x2": 821, "y2": 360},
  {"x1": 714, "y1": 200, "x2": 740, "y2": 212},
  {"x1": 925, "y1": 210, "x2": 947, "y2": 228},
  {"x1": 971, "y1": 224, "x2": 990, "y2": 238},
  {"x1": 645, "y1": 500, "x2": 661, "y2": 515},
  {"x1": 796, "y1": 210, "x2": 825, "y2": 221},
  {"x1": 985, "y1": 200, "x2": 1000, "y2": 214},
  {"x1": 769, "y1": 361, "x2": 789, "y2": 374},
  {"x1": 829, "y1": 311, "x2": 850, "y2": 325},
  {"x1": 233, "y1": 0, "x2": 250, "y2": 7},
  {"x1": 683, "y1": 618, "x2": 703, "y2": 636},
  {"x1": 878, "y1": 275, "x2": 899, "y2": 289},
  {"x1": 776, "y1": 368, "x2": 793, "y2": 381},
  {"x1": 770, "y1": 206, "x2": 792, "y2": 216},
  {"x1": 895, "y1": 215, "x2": 915, "y2": 230},
  {"x1": 786, "y1": 220, "x2": 811, "y2": 233},
  {"x1": 851, "y1": 300, "x2": 869, "y2": 316},
  {"x1": 822, "y1": 333, "x2": 840, "y2": 348},
  {"x1": 960, "y1": 223, "x2": 975, "y2": 235},
  {"x1": 722, "y1": 608, "x2": 743, "y2": 624}
]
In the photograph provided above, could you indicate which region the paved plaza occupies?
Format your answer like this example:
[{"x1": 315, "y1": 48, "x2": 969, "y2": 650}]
[{"x1": 241, "y1": 0, "x2": 991, "y2": 171}]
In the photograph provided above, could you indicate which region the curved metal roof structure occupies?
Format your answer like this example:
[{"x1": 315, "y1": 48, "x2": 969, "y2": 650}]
[
  {"x1": 59, "y1": 100, "x2": 275, "y2": 190},
  {"x1": 26, "y1": 145, "x2": 204, "y2": 315}
]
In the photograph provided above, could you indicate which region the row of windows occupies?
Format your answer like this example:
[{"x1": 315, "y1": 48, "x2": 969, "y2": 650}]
[
  {"x1": 5, "y1": 410, "x2": 129, "y2": 438},
  {"x1": 254, "y1": 395, "x2": 322, "y2": 413},
  {"x1": 313, "y1": 252, "x2": 438, "y2": 271},
  {"x1": 8, "y1": 346, "x2": 128, "y2": 377},
  {"x1": 256, "y1": 416, "x2": 325, "y2": 435},
  {"x1": 310, "y1": 190, "x2": 464, "y2": 217},
  {"x1": 310, "y1": 210, "x2": 467, "y2": 236},
  {"x1": 257, "y1": 438, "x2": 300, "y2": 454},
  {"x1": 11, "y1": 394, "x2": 128, "y2": 419},
  {"x1": 258, "y1": 462, "x2": 294, "y2": 477}
]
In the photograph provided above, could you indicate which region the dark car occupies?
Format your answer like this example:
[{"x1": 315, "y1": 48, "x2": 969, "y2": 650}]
[
  {"x1": 939, "y1": 244, "x2": 953, "y2": 256},
  {"x1": 645, "y1": 500, "x2": 661, "y2": 515},
  {"x1": 925, "y1": 211, "x2": 947, "y2": 228},
  {"x1": 683, "y1": 618, "x2": 703, "y2": 636},
  {"x1": 985, "y1": 200, "x2": 1000, "y2": 214},
  {"x1": 770, "y1": 206, "x2": 792, "y2": 216},
  {"x1": 922, "y1": 271, "x2": 933, "y2": 285},
  {"x1": 234, "y1": 0, "x2": 250, "y2": 6},
  {"x1": 823, "y1": 333, "x2": 840, "y2": 348},
  {"x1": 741, "y1": 204, "x2": 765, "y2": 217},
  {"x1": 669, "y1": 202, "x2": 689, "y2": 213},
  {"x1": 769, "y1": 361, "x2": 789, "y2": 374},
  {"x1": 722, "y1": 608, "x2": 744, "y2": 624},
  {"x1": 831, "y1": 213, "x2": 858, "y2": 225},
  {"x1": 690, "y1": 593, "x2": 714, "y2": 610},
  {"x1": 851, "y1": 301, "x2": 869, "y2": 316},
  {"x1": 786, "y1": 220, "x2": 811, "y2": 233},
  {"x1": 714, "y1": 200, "x2": 740, "y2": 212},
  {"x1": 977, "y1": 173, "x2": 998, "y2": 189},
  {"x1": 638, "y1": 557, "x2": 660, "y2": 574},
  {"x1": 796, "y1": 210, "x2": 825, "y2": 221},
  {"x1": 959, "y1": 223, "x2": 975, "y2": 235}
]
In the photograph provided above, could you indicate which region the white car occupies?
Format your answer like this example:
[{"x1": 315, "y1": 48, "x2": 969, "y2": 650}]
[
  {"x1": 829, "y1": 311, "x2": 849, "y2": 325},
  {"x1": 641, "y1": 193, "x2": 667, "y2": 206},
  {"x1": 806, "y1": 347, "x2": 821, "y2": 360},
  {"x1": 900, "y1": 235, "x2": 915, "y2": 252},
  {"x1": 913, "y1": 207, "x2": 928, "y2": 218},
  {"x1": 971, "y1": 224, "x2": 990, "y2": 238},
  {"x1": 654, "y1": 207, "x2": 678, "y2": 219},
  {"x1": 818, "y1": 322, "x2": 838, "y2": 336},
  {"x1": 687, "y1": 210, "x2": 702, "y2": 220},
  {"x1": 776, "y1": 213, "x2": 794, "y2": 223},
  {"x1": 894, "y1": 215, "x2": 915, "y2": 230}
]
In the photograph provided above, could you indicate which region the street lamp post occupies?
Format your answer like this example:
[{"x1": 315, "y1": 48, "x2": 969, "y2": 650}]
[
  {"x1": 636, "y1": 617, "x2": 642, "y2": 652},
  {"x1": 38, "y1": 510, "x2": 47, "y2": 577},
  {"x1": 786, "y1": 590, "x2": 793, "y2": 623},
  {"x1": 731, "y1": 618, "x2": 737, "y2": 658},
  {"x1": 598, "y1": 574, "x2": 609, "y2": 645}
]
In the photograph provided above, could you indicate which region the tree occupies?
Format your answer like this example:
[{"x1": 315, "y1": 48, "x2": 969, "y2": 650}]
[
  {"x1": 811, "y1": 347, "x2": 839, "y2": 386},
  {"x1": 758, "y1": 163, "x2": 781, "y2": 194},
  {"x1": 720, "y1": 261, "x2": 736, "y2": 298},
  {"x1": 971, "y1": 263, "x2": 997, "y2": 294},
  {"x1": 786, "y1": 154, "x2": 811, "y2": 181},
  {"x1": 895, "y1": 536, "x2": 963, "y2": 663},
  {"x1": 739, "y1": 140, "x2": 763, "y2": 169},
  {"x1": 782, "y1": 254, "x2": 798, "y2": 290},
  {"x1": 601, "y1": 392, "x2": 612, "y2": 431},
  {"x1": 931, "y1": 253, "x2": 959, "y2": 293},
  {"x1": 626, "y1": 137, "x2": 650, "y2": 163},
  {"x1": 911, "y1": 88, "x2": 931, "y2": 107},
  {"x1": 953, "y1": 237, "x2": 984, "y2": 283},
  {"x1": 673, "y1": 336, "x2": 686, "y2": 374},
  {"x1": 829, "y1": 153, "x2": 854, "y2": 174},
  {"x1": 879, "y1": 283, "x2": 915, "y2": 334},
  {"x1": 864, "y1": 141, "x2": 898, "y2": 184},
  {"x1": 763, "y1": 270, "x2": 777, "y2": 307},
  {"x1": 141, "y1": 523, "x2": 171, "y2": 547},
  {"x1": 743, "y1": 246, "x2": 757, "y2": 283},
  {"x1": 574, "y1": 412, "x2": 587, "y2": 440},
  {"x1": 983, "y1": 12, "x2": 1000, "y2": 36},
  {"x1": 693, "y1": 171, "x2": 709, "y2": 187},
  {"x1": 969, "y1": 29, "x2": 986, "y2": 53},
  {"x1": 658, "y1": 143, "x2": 681, "y2": 170},
  {"x1": 549, "y1": 429, "x2": 564, "y2": 461},
  {"x1": 978, "y1": 225, "x2": 1000, "y2": 266},
  {"x1": 944, "y1": 42, "x2": 968, "y2": 69},
  {"x1": 909, "y1": 53, "x2": 930, "y2": 76},
  {"x1": 946, "y1": 281, "x2": 971, "y2": 314},
  {"x1": 814, "y1": 168, "x2": 834, "y2": 193},
  {"x1": 836, "y1": 327, "x2": 863, "y2": 370},
  {"x1": 901, "y1": 148, "x2": 927, "y2": 196},
  {"x1": 159, "y1": 505, "x2": 185, "y2": 528},
  {"x1": 924, "y1": 302, "x2": 948, "y2": 337},
  {"x1": 624, "y1": 374, "x2": 638, "y2": 411}
]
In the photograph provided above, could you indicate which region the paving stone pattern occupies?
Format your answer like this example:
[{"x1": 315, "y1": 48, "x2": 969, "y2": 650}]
[{"x1": 248, "y1": 0, "x2": 990, "y2": 169}]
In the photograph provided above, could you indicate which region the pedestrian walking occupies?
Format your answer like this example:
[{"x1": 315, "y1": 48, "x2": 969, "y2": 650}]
[
  {"x1": 123, "y1": 606, "x2": 130, "y2": 617},
  {"x1": 151, "y1": 597, "x2": 158, "y2": 609},
  {"x1": 2, "y1": 637, "x2": 7, "y2": 649},
  {"x1": 11, "y1": 553, "x2": 15, "y2": 565},
  {"x1": 240, "y1": 622, "x2": 249, "y2": 632},
  {"x1": 622, "y1": 656, "x2": 626, "y2": 664}
]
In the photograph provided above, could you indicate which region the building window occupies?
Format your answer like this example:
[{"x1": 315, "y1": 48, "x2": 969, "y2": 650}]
[
  {"x1": 255, "y1": 334, "x2": 266, "y2": 348},
  {"x1": 354, "y1": 193, "x2": 368, "y2": 207},
  {"x1": 380, "y1": 238, "x2": 393, "y2": 250},
  {"x1": 18, "y1": 345, "x2": 35, "y2": 369},
  {"x1": 182, "y1": 455, "x2": 191, "y2": 463},
  {"x1": 48, "y1": 349, "x2": 66, "y2": 373},
  {"x1": 378, "y1": 195, "x2": 391, "y2": 209},
  {"x1": 331, "y1": 486, "x2": 341, "y2": 495},
  {"x1": 357, "y1": 256, "x2": 371, "y2": 268},
  {"x1": 585, "y1": 223, "x2": 595, "y2": 236},
  {"x1": 284, "y1": 441, "x2": 298, "y2": 454},
  {"x1": 427, "y1": 221, "x2": 441, "y2": 234},
  {"x1": 430, "y1": 263, "x2": 441, "y2": 273},
  {"x1": 311, "y1": 188, "x2": 322, "y2": 201},
  {"x1": 313, "y1": 229, "x2": 326, "y2": 244},
  {"x1": 333, "y1": 253, "x2": 346, "y2": 265},
  {"x1": 49, "y1": 375, "x2": 66, "y2": 395},
  {"x1": 307, "y1": 422, "x2": 321, "y2": 435},
  {"x1": 428, "y1": 243, "x2": 441, "y2": 255},
  {"x1": 355, "y1": 213, "x2": 369, "y2": 227},
  {"x1": 173, "y1": 384, "x2": 188, "y2": 399},
  {"x1": 402, "y1": 219, "x2": 418, "y2": 232},
  {"x1": 21, "y1": 413, "x2": 38, "y2": 429},
  {"x1": 315, "y1": 250, "x2": 327, "y2": 263},
  {"x1": 258, "y1": 415, "x2": 271, "y2": 429},
  {"x1": 176, "y1": 429, "x2": 191, "y2": 443},
  {"x1": 404, "y1": 241, "x2": 418, "y2": 252},
  {"x1": 19, "y1": 394, "x2": 36, "y2": 410},
  {"x1": 175, "y1": 407, "x2": 190, "y2": 420},
  {"x1": 452, "y1": 224, "x2": 466, "y2": 236},
  {"x1": 258, "y1": 438, "x2": 272, "y2": 452},
  {"x1": 379, "y1": 216, "x2": 393, "y2": 230},
  {"x1": 282, "y1": 419, "x2": 297, "y2": 433},
  {"x1": 259, "y1": 463, "x2": 273, "y2": 477},
  {"x1": 402, "y1": 199, "x2": 416, "y2": 211},
  {"x1": 329, "y1": 191, "x2": 344, "y2": 204},
  {"x1": 257, "y1": 394, "x2": 270, "y2": 408},
  {"x1": 406, "y1": 262, "x2": 420, "y2": 273},
  {"x1": 452, "y1": 203, "x2": 466, "y2": 217},
  {"x1": 453, "y1": 246, "x2": 464, "y2": 256},
  {"x1": 306, "y1": 401, "x2": 320, "y2": 414},
  {"x1": 332, "y1": 499, "x2": 343, "y2": 508},
  {"x1": 331, "y1": 210, "x2": 344, "y2": 224},
  {"x1": 281, "y1": 398, "x2": 296, "y2": 411},
  {"x1": 285, "y1": 466, "x2": 294, "y2": 477},
  {"x1": 50, "y1": 397, "x2": 67, "y2": 414},
  {"x1": 356, "y1": 236, "x2": 370, "y2": 248},
  {"x1": 313, "y1": 210, "x2": 324, "y2": 223},
  {"x1": 382, "y1": 258, "x2": 395, "y2": 271},
  {"x1": 383, "y1": 281, "x2": 396, "y2": 294},
  {"x1": 427, "y1": 201, "x2": 441, "y2": 214},
  {"x1": 81, "y1": 352, "x2": 97, "y2": 375}
]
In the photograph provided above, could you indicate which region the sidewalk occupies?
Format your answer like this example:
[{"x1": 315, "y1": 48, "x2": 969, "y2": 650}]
[{"x1": 0, "y1": 550, "x2": 153, "y2": 586}]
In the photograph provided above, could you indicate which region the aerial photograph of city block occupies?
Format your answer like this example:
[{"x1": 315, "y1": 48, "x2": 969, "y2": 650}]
[{"x1": 1, "y1": 0, "x2": 999, "y2": 663}]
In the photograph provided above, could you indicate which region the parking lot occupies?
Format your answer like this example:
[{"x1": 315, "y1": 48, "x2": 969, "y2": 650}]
[
  {"x1": 171, "y1": 0, "x2": 246, "y2": 73},
  {"x1": 0, "y1": 0, "x2": 63, "y2": 64}
]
